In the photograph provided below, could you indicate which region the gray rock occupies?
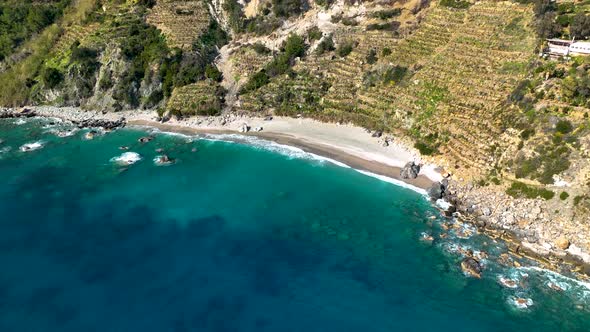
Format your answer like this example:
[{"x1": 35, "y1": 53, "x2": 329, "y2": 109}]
[
  {"x1": 482, "y1": 207, "x2": 492, "y2": 216},
  {"x1": 427, "y1": 182, "x2": 444, "y2": 200},
  {"x1": 400, "y1": 161, "x2": 421, "y2": 179},
  {"x1": 461, "y1": 257, "x2": 482, "y2": 278},
  {"x1": 240, "y1": 124, "x2": 250, "y2": 133}
]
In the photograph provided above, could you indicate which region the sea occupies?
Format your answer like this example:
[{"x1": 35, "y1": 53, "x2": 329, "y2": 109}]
[{"x1": 0, "y1": 117, "x2": 589, "y2": 331}]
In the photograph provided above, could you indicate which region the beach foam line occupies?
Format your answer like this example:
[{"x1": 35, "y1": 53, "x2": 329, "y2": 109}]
[
  {"x1": 128, "y1": 127, "x2": 429, "y2": 195},
  {"x1": 518, "y1": 266, "x2": 590, "y2": 291},
  {"x1": 356, "y1": 170, "x2": 427, "y2": 195}
]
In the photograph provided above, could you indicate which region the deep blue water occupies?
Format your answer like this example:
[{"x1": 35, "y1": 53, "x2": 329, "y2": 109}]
[{"x1": 0, "y1": 117, "x2": 589, "y2": 331}]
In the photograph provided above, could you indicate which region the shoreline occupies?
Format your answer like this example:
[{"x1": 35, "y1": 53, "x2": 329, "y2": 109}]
[
  {"x1": 130, "y1": 119, "x2": 438, "y2": 191},
  {"x1": 5, "y1": 106, "x2": 590, "y2": 281}
]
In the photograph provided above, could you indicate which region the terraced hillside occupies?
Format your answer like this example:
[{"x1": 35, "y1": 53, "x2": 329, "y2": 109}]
[
  {"x1": 146, "y1": 0, "x2": 211, "y2": 49},
  {"x1": 236, "y1": 0, "x2": 536, "y2": 177}
]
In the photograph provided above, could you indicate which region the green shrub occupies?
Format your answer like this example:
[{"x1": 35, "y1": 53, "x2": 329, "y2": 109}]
[
  {"x1": 414, "y1": 141, "x2": 437, "y2": 155},
  {"x1": 252, "y1": 42, "x2": 271, "y2": 55},
  {"x1": 316, "y1": 35, "x2": 335, "y2": 55},
  {"x1": 366, "y1": 49, "x2": 377, "y2": 65},
  {"x1": 381, "y1": 47, "x2": 392, "y2": 56},
  {"x1": 440, "y1": 0, "x2": 471, "y2": 9},
  {"x1": 560, "y1": 191, "x2": 570, "y2": 200},
  {"x1": 571, "y1": 13, "x2": 590, "y2": 40},
  {"x1": 506, "y1": 182, "x2": 555, "y2": 200},
  {"x1": 367, "y1": 22, "x2": 400, "y2": 31},
  {"x1": 242, "y1": 34, "x2": 306, "y2": 92},
  {"x1": 272, "y1": 0, "x2": 305, "y2": 18},
  {"x1": 0, "y1": 0, "x2": 71, "y2": 61},
  {"x1": 370, "y1": 9, "x2": 402, "y2": 20},
  {"x1": 314, "y1": 0, "x2": 334, "y2": 8},
  {"x1": 205, "y1": 64, "x2": 222, "y2": 82},
  {"x1": 336, "y1": 40, "x2": 354, "y2": 57},
  {"x1": 41, "y1": 67, "x2": 63, "y2": 88},
  {"x1": 555, "y1": 119, "x2": 573, "y2": 134},
  {"x1": 222, "y1": 0, "x2": 245, "y2": 33},
  {"x1": 307, "y1": 26, "x2": 322, "y2": 41},
  {"x1": 341, "y1": 17, "x2": 358, "y2": 26}
]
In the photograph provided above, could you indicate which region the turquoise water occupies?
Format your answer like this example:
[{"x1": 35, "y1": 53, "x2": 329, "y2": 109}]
[{"x1": 0, "y1": 117, "x2": 589, "y2": 331}]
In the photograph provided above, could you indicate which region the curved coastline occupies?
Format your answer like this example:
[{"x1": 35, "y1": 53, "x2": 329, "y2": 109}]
[{"x1": 7, "y1": 106, "x2": 590, "y2": 281}]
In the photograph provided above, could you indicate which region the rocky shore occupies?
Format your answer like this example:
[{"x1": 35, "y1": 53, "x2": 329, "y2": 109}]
[{"x1": 3, "y1": 105, "x2": 590, "y2": 280}]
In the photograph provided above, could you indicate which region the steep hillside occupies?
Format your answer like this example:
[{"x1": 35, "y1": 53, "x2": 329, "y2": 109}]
[{"x1": 2, "y1": 0, "x2": 590, "y2": 258}]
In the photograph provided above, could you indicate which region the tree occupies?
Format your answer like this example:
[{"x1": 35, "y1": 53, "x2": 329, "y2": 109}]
[
  {"x1": 536, "y1": 12, "x2": 561, "y2": 39},
  {"x1": 571, "y1": 13, "x2": 590, "y2": 40},
  {"x1": 366, "y1": 49, "x2": 377, "y2": 64}
]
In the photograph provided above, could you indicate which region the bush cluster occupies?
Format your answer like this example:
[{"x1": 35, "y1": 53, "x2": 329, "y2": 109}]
[
  {"x1": 506, "y1": 182, "x2": 555, "y2": 200},
  {"x1": 0, "y1": 0, "x2": 71, "y2": 61},
  {"x1": 242, "y1": 34, "x2": 306, "y2": 92}
]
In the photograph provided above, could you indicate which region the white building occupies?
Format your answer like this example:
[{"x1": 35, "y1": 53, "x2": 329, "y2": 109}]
[{"x1": 546, "y1": 39, "x2": 590, "y2": 57}]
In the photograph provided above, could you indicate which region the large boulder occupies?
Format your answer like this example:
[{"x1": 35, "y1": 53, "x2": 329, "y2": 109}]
[
  {"x1": 555, "y1": 236, "x2": 570, "y2": 250},
  {"x1": 400, "y1": 161, "x2": 421, "y2": 179},
  {"x1": 427, "y1": 177, "x2": 451, "y2": 200},
  {"x1": 461, "y1": 257, "x2": 482, "y2": 278}
]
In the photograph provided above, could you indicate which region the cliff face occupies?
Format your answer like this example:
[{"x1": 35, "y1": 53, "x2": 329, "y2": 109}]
[{"x1": 1, "y1": 0, "x2": 590, "y2": 262}]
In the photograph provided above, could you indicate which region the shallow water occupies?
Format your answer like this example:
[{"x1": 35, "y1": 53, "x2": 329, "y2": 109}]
[{"x1": 0, "y1": 118, "x2": 589, "y2": 331}]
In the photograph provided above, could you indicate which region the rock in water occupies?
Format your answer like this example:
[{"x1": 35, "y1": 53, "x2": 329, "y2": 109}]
[
  {"x1": 461, "y1": 257, "x2": 482, "y2": 278},
  {"x1": 400, "y1": 161, "x2": 421, "y2": 179}
]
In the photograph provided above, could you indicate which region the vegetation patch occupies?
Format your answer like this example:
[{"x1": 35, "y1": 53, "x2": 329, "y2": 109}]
[
  {"x1": 506, "y1": 181, "x2": 555, "y2": 200},
  {"x1": 242, "y1": 34, "x2": 306, "y2": 92},
  {"x1": 370, "y1": 9, "x2": 402, "y2": 20},
  {"x1": 0, "y1": 0, "x2": 71, "y2": 61},
  {"x1": 440, "y1": 0, "x2": 471, "y2": 9}
]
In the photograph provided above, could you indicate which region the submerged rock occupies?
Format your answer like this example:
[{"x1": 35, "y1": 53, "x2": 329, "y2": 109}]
[
  {"x1": 138, "y1": 136, "x2": 153, "y2": 143},
  {"x1": 400, "y1": 161, "x2": 421, "y2": 179},
  {"x1": 154, "y1": 154, "x2": 175, "y2": 166},
  {"x1": 461, "y1": 257, "x2": 482, "y2": 278}
]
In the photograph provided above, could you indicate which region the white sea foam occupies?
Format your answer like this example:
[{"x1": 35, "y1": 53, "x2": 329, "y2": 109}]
[
  {"x1": 507, "y1": 296, "x2": 534, "y2": 310},
  {"x1": 518, "y1": 266, "x2": 590, "y2": 292},
  {"x1": 19, "y1": 141, "x2": 44, "y2": 152},
  {"x1": 14, "y1": 118, "x2": 27, "y2": 125},
  {"x1": 153, "y1": 155, "x2": 175, "y2": 166},
  {"x1": 356, "y1": 170, "x2": 427, "y2": 195},
  {"x1": 498, "y1": 275, "x2": 519, "y2": 289},
  {"x1": 145, "y1": 130, "x2": 428, "y2": 195},
  {"x1": 110, "y1": 152, "x2": 142, "y2": 165},
  {"x1": 56, "y1": 129, "x2": 78, "y2": 137},
  {"x1": 436, "y1": 199, "x2": 452, "y2": 210}
]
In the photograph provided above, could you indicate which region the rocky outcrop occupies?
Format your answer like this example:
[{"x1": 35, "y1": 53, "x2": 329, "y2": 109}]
[
  {"x1": 0, "y1": 108, "x2": 37, "y2": 118},
  {"x1": 461, "y1": 257, "x2": 482, "y2": 278},
  {"x1": 400, "y1": 161, "x2": 421, "y2": 179},
  {"x1": 73, "y1": 117, "x2": 126, "y2": 130}
]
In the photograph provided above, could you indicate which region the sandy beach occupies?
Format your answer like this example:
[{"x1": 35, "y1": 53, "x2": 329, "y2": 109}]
[{"x1": 31, "y1": 107, "x2": 444, "y2": 190}]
